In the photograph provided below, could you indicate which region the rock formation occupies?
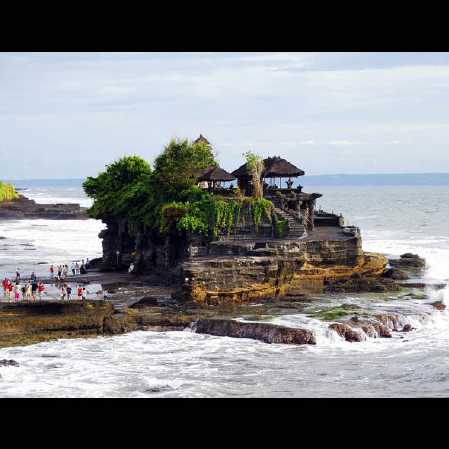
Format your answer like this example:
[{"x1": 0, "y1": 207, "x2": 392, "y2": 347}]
[{"x1": 0, "y1": 195, "x2": 88, "y2": 220}]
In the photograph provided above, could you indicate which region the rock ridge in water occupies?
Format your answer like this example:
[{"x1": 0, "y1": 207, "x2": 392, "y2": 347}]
[{"x1": 194, "y1": 318, "x2": 316, "y2": 345}]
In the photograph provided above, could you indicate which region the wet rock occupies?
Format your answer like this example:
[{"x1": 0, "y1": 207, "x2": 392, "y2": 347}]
[
  {"x1": 329, "y1": 323, "x2": 364, "y2": 342},
  {"x1": 383, "y1": 268, "x2": 409, "y2": 280},
  {"x1": 194, "y1": 319, "x2": 316, "y2": 345},
  {"x1": 370, "y1": 282, "x2": 387, "y2": 293},
  {"x1": 377, "y1": 324, "x2": 392, "y2": 338},
  {"x1": 431, "y1": 301, "x2": 446, "y2": 311},
  {"x1": 399, "y1": 282, "x2": 446, "y2": 290},
  {"x1": 0, "y1": 359, "x2": 19, "y2": 367},
  {"x1": 389, "y1": 253, "x2": 426, "y2": 270},
  {"x1": 375, "y1": 313, "x2": 402, "y2": 331},
  {"x1": 86, "y1": 257, "x2": 102, "y2": 269},
  {"x1": 401, "y1": 324, "x2": 414, "y2": 332}
]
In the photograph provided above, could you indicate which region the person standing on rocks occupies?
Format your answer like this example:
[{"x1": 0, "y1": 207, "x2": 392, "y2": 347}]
[
  {"x1": 71, "y1": 262, "x2": 76, "y2": 276},
  {"x1": 15, "y1": 269, "x2": 20, "y2": 283},
  {"x1": 75, "y1": 262, "x2": 80, "y2": 275},
  {"x1": 2, "y1": 277, "x2": 8, "y2": 299},
  {"x1": 60, "y1": 285, "x2": 66, "y2": 301},
  {"x1": 66, "y1": 285, "x2": 72, "y2": 300},
  {"x1": 31, "y1": 279, "x2": 38, "y2": 300},
  {"x1": 25, "y1": 282, "x2": 32, "y2": 300},
  {"x1": 38, "y1": 281, "x2": 45, "y2": 300},
  {"x1": 77, "y1": 284, "x2": 83, "y2": 299},
  {"x1": 14, "y1": 283, "x2": 20, "y2": 301},
  {"x1": 81, "y1": 287, "x2": 87, "y2": 300},
  {"x1": 49, "y1": 264, "x2": 54, "y2": 278},
  {"x1": 30, "y1": 272, "x2": 36, "y2": 282}
]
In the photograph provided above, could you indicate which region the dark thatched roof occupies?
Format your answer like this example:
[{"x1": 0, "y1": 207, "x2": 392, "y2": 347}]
[
  {"x1": 263, "y1": 156, "x2": 305, "y2": 178},
  {"x1": 194, "y1": 134, "x2": 211, "y2": 145},
  {"x1": 197, "y1": 165, "x2": 236, "y2": 182},
  {"x1": 232, "y1": 156, "x2": 305, "y2": 178}
]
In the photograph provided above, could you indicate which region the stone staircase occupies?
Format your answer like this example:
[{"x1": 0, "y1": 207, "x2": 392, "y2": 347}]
[{"x1": 274, "y1": 208, "x2": 306, "y2": 239}]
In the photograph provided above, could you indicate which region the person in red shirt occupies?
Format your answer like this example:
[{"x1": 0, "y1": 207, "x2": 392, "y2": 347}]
[
  {"x1": 2, "y1": 278, "x2": 9, "y2": 299},
  {"x1": 77, "y1": 285, "x2": 83, "y2": 300},
  {"x1": 38, "y1": 282, "x2": 45, "y2": 300}
]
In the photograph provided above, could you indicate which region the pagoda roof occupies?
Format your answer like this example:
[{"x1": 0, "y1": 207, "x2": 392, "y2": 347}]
[
  {"x1": 194, "y1": 134, "x2": 211, "y2": 145},
  {"x1": 232, "y1": 156, "x2": 305, "y2": 178},
  {"x1": 197, "y1": 165, "x2": 236, "y2": 182}
]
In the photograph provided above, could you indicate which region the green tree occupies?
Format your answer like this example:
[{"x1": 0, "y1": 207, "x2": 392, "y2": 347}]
[
  {"x1": 83, "y1": 156, "x2": 153, "y2": 226},
  {"x1": 152, "y1": 138, "x2": 216, "y2": 201}
]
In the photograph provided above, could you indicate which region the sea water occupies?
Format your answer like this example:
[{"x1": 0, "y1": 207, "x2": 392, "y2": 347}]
[{"x1": 0, "y1": 184, "x2": 449, "y2": 397}]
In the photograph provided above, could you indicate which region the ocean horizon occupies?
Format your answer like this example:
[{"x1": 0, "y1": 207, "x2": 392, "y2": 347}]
[{"x1": 5, "y1": 172, "x2": 449, "y2": 188}]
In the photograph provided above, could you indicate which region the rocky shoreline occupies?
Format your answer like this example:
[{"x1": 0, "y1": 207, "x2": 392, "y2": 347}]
[
  {"x1": 0, "y1": 252, "x2": 440, "y2": 349},
  {"x1": 0, "y1": 195, "x2": 88, "y2": 220}
]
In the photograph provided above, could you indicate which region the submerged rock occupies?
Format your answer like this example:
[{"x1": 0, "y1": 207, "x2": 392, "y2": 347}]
[
  {"x1": 194, "y1": 318, "x2": 316, "y2": 345},
  {"x1": 0, "y1": 359, "x2": 19, "y2": 367},
  {"x1": 431, "y1": 301, "x2": 446, "y2": 311}
]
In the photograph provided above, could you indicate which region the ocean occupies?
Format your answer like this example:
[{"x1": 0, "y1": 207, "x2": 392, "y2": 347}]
[{"x1": 0, "y1": 181, "x2": 449, "y2": 397}]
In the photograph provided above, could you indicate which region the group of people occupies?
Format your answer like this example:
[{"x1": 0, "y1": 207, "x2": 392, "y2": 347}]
[
  {"x1": 2, "y1": 275, "x2": 90, "y2": 302},
  {"x1": 49, "y1": 259, "x2": 89, "y2": 280},
  {"x1": 2, "y1": 259, "x2": 92, "y2": 302},
  {"x1": 2, "y1": 277, "x2": 45, "y2": 301}
]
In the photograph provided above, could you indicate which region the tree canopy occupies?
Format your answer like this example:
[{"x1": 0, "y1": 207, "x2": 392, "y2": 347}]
[{"x1": 83, "y1": 139, "x2": 273, "y2": 239}]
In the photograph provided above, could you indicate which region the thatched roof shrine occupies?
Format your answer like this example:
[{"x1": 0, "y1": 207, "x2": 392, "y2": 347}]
[
  {"x1": 232, "y1": 156, "x2": 305, "y2": 179},
  {"x1": 194, "y1": 134, "x2": 211, "y2": 145},
  {"x1": 197, "y1": 165, "x2": 236, "y2": 182}
]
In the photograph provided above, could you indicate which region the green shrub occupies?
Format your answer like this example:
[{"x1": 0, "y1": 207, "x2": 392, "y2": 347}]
[{"x1": 0, "y1": 182, "x2": 19, "y2": 202}]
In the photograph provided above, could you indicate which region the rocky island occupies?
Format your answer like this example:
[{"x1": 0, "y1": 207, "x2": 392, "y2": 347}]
[
  {"x1": 0, "y1": 193, "x2": 88, "y2": 220},
  {"x1": 0, "y1": 136, "x2": 435, "y2": 349}
]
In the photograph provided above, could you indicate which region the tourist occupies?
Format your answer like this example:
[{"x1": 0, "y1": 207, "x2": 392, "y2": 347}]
[
  {"x1": 15, "y1": 269, "x2": 20, "y2": 283},
  {"x1": 77, "y1": 284, "x2": 83, "y2": 299},
  {"x1": 2, "y1": 277, "x2": 8, "y2": 298},
  {"x1": 75, "y1": 262, "x2": 80, "y2": 275},
  {"x1": 57, "y1": 265, "x2": 62, "y2": 280},
  {"x1": 80, "y1": 263, "x2": 87, "y2": 275},
  {"x1": 286, "y1": 178, "x2": 294, "y2": 190},
  {"x1": 63, "y1": 265, "x2": 68, "y2": 279},
  {"x1": 60, "y1": 285, "x2": 66, "y2": 301},
  {"x1": 25, "y1": 282, "x2": 32, "y2": 300},
  {"x1": 14, "y1": 284, "x2": 20, "y2": 301},
  {"x1": 66, "y1": 285, "x2": 72, "y2": 300},
  {"x1": 21, "y1": 283, "x2": 26, "y2": 299},
  {"x1": 49, "y1": 264, "x2": 54, "y2": 278},
  {"x1": 30, "y1": 271, "x2": 37, "y2": 282},
  {"x1": 71, "y1": 262, "x2": 76, "y2": 276},
  {"x1": 38, "y1": 281, "x2": 45, "y2": 300},
  {"x1": 31, "y1": 280, "x2": 38, "y2": 300},
  {"x1": 81, "y1": 287, "x2": 87, "y2": 300},
  {"x1": 7, "y1": 280, "x2": 13, "y2": 301}
]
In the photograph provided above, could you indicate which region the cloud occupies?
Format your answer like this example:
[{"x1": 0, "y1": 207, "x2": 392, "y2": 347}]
[{"x1": 1, "y1": 52, "x2": 449, "y2": 178}]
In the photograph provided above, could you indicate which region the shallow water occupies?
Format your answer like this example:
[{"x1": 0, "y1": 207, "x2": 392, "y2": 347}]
[{"x1": 1, "y1": 185, "x2": 449, "y2": 397}]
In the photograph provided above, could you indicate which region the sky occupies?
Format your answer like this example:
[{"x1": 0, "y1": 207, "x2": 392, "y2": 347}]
[{"x1": 1, "y1": 52, "x2": 449, "y2": 179}]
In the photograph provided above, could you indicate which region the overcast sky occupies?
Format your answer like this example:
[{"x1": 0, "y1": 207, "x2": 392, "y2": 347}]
[{"x1": 1, "y1": 52, "x2": 449, "y2": 179}]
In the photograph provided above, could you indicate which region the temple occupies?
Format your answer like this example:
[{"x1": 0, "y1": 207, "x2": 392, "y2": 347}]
[{"x1": 99, "y1": 134, "x2": 386, "y2": 305}]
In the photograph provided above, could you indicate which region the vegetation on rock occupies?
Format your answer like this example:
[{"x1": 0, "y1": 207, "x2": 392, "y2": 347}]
[
  {"x1": 0, "y1": 182, "x2": 19, "y2": 202},
  {"x1": 84, "y1": 139, "x2": 274, "y2": 239}
]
